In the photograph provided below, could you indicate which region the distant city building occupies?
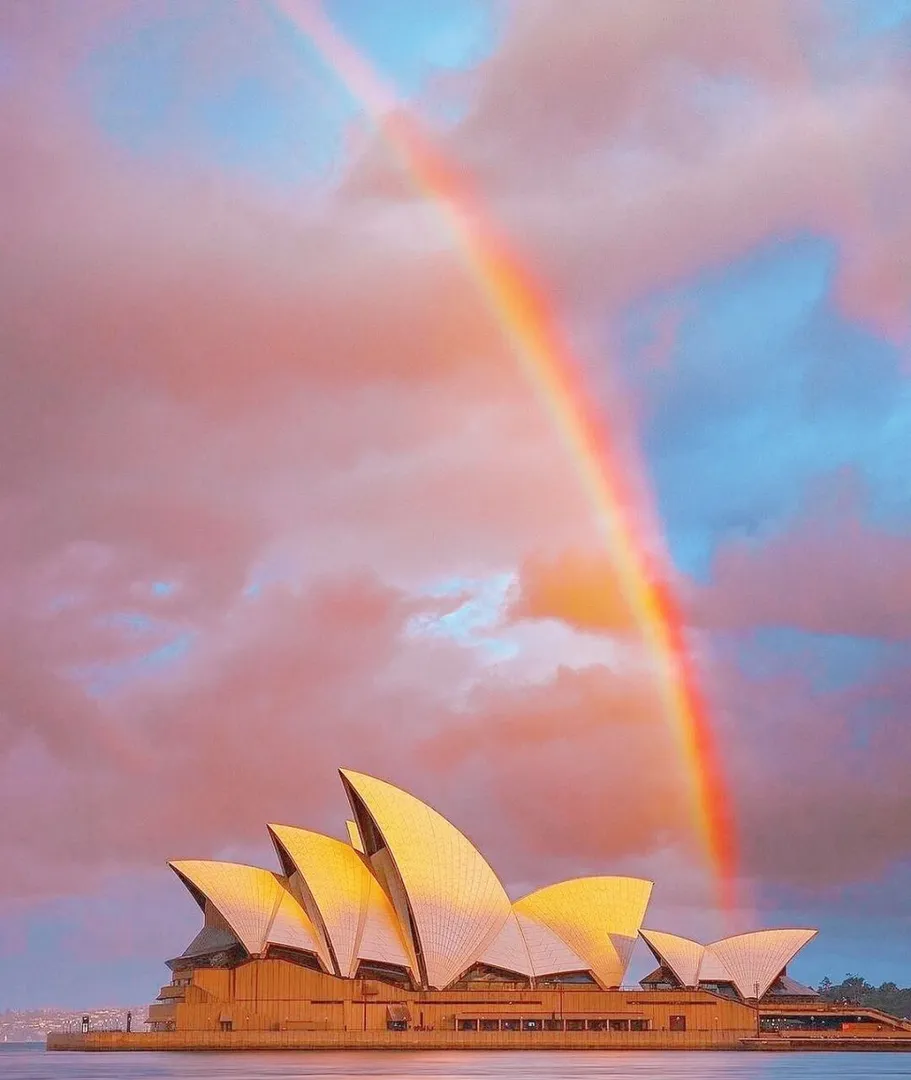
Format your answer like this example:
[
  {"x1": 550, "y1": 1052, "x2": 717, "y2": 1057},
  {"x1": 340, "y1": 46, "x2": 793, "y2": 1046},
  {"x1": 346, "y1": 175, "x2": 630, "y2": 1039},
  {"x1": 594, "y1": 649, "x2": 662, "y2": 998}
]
[{"x1": 1, "y1": 1007, "x2": 141, "y2": 1043}]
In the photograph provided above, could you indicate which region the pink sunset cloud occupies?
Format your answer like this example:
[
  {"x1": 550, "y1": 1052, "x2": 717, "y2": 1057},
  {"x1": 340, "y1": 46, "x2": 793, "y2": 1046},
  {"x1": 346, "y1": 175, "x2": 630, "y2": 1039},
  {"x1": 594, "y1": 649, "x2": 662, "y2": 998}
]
[
  {"x1": 508, "y1": 470, "x2": 911, "y2": 644},
  {"x1": 499, "y1": 474, "x2": 911, "y2": 888},
  {"x1": 508, "y1": 550, "x2": 638, "y2": 635},
  {"x1": 347, "y1": 0, "x2": 911, "y2": 337},
  {"x1": 698, "y1": 470, "x2": 911, "y2": 639},
  {"x1": 0, "y1": 572, "x2": 477, "y2": 898}
]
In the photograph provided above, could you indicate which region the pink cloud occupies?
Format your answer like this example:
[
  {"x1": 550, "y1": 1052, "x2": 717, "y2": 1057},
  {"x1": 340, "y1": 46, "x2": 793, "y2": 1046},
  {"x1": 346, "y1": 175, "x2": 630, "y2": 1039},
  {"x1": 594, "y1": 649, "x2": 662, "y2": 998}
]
[
  {"x1": 346, "y1": 0, "x2": 910, "y2": 339},
  {"x1": 715, "y1": 657, "x2": 911, "y2": 888},
  {"x1": 417, "y1": 647, "x2": 911, "y2": 893},
  {"x1": 459, "y1": 0, "x2": 818, "y2": 158},
  {"x1": 698, "y1": 470, "x2": 911, "y2": 639},
  {"x1": 493, "y1": 473, "x2": 911, "y2": 888},
  {"x1": 508, "y1": 550, "x2": 637, "y2": 634},
  {"x1": 506, "y1": 470, "x2": 911, "y2": 643},
  {"x1": 421, "y1": 663, "x2": 692, "y2": 871},
  {"x1": 0, "y1": 573, "x2": 478, "y2": 898}
]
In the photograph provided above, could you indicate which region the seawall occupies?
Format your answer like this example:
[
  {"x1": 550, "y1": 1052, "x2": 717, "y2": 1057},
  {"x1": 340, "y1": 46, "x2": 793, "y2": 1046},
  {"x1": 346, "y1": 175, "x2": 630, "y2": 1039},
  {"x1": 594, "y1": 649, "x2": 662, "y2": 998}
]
[
  {"x1": 48, "y1": 1029, "x2": 748, "y2": 1051},
  {"x1": 47, "y1": 1029, "x2": 911, "y2": 1052}
]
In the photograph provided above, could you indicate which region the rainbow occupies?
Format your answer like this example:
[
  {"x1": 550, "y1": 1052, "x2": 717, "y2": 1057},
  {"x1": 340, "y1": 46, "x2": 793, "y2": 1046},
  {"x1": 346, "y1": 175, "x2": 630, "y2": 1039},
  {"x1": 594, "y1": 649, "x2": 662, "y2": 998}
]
[{"x1": 273, "y1": 1, "x2": 736, "y2": 911}]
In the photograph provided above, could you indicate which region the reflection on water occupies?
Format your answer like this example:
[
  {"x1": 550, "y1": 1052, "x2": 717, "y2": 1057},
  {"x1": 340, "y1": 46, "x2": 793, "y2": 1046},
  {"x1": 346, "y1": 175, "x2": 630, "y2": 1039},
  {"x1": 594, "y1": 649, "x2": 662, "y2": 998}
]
[{"x1": 3, "y1": 1047, "x2": 911, "y2": 1080}]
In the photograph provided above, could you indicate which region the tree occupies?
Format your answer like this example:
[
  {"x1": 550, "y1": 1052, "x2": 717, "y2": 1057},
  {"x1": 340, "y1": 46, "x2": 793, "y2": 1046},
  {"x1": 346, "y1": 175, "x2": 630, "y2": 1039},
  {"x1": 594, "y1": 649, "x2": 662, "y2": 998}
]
[{"x1": 818, "y1": 974, "x2": 911, "y2": 1018}]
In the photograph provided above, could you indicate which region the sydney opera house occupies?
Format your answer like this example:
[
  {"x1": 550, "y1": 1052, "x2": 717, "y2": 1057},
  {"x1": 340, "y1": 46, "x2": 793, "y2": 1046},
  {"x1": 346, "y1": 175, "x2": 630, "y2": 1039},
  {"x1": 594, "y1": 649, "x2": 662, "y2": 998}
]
[{"x1": 98, "y1": 766, "x2": 909, "y2": 1049}]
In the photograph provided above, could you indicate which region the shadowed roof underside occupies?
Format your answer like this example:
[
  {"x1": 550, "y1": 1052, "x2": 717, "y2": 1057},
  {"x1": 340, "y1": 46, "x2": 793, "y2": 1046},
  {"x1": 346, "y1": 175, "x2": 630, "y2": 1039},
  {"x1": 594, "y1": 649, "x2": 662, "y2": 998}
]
[{"x1": 346, "y1": 819, "x2": 365, "y2": 853}]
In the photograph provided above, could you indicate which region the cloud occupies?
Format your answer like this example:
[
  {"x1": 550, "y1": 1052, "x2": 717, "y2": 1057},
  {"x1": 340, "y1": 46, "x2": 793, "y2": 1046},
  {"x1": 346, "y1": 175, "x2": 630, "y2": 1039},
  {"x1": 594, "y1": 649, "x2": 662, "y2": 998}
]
[
  {"x1": 1, "y1": 2, "x2": 612, "y2": 607},
  {"x1": 496, "y1": 469, "x2": 911, "y2": 890},
  {"x1": 340, "y1": 0, "x2": 911, "y2": 346},
  {"x1": 508, "y1": 550, "x2": 637, "y2": 634},
  {"x1": 698, "y1": 469, "x2": 911, "y2": 639},
  {"x1": 508, "y1": 469, "x2": 911, "y2": 643},
  {"x1": 459, "y1": 0, "x2": 818, "y2": 161},
  {"x1": 415, "y1": 639, "x2": 911, "y2": 894},
  {"x1": 421, "y1": 663, "x2": 691, "y2": 883},
  {"x1": 716, "y1": 650, "x2": 911, "y2": 888},
  {"x1": 0, "y1": 572, "x2": 479, "y2": 898}
]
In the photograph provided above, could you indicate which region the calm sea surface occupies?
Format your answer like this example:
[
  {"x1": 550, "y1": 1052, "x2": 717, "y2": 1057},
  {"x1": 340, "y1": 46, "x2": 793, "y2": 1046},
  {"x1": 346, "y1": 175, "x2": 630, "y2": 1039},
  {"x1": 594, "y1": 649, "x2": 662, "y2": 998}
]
[{"x1": 3, "y1": 1046, "x2": 911, "y2": 1080}]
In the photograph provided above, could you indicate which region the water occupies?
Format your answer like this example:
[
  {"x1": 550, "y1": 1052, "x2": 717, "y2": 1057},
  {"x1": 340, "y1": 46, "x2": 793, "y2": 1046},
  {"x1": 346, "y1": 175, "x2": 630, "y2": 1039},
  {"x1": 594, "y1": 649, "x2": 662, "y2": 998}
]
[{"x1": 3, "y1": 1046, "x2": 911, "y2": 1080}]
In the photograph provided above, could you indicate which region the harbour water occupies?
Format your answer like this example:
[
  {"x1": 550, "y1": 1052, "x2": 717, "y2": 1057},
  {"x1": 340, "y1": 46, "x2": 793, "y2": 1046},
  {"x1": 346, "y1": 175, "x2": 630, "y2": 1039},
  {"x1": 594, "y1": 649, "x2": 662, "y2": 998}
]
[{"x1": 3, "y1": 1046, "x2": 911, "y2": 1080}]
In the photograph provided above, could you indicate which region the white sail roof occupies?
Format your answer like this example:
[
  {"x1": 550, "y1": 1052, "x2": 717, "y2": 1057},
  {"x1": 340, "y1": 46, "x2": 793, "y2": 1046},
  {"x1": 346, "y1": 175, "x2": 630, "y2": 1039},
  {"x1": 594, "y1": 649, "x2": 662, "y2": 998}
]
[
  {"x1": 707, "y1": 929, "x2": 818, "y2": 999},
  {"x1": 165, "y1": 771, "x2": 819, "y2": 1000},
  {"x1": 480, "y1": 911, "x2": 535, "y2": 977},
  {"x1": 640, "y1": 928, "x2": 705, "y2": 987},
  {"x1": 356, "y1": 872, "x2": 416, "y2": 973},
  {"x1": 640, "y1": 926, "x2": 819, "y2": 998},
  {"x1": 514, "y1": 877, "x2": 653, "y2": 987},
  {"x1": 169, "y1": 860, "x2": 327, "y2": 966},
  {"x1": 341, "y1": 769, "x2": 512, "y2": 989},
  {"x1": 515, "y1": 911, "x2": 590, "y2": 977}
]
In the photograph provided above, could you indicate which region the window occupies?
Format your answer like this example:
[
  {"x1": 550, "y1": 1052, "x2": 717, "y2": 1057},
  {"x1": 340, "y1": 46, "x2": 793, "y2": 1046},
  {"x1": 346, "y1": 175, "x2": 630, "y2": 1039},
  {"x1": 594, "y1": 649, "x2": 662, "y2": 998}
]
[
  {"x1": 565, "y1": 1019, "x2": 585, "y2": 1031},
  {"x1": 609, "y1": 1019, "x2": 630, "y2": 1032},
  {"x1": 543, "y1": 1019, "x2": 564, "y2": 1031},
  {"x1": 501, "y1": 1018, "x2": 520, "y2": 1031},
  {"x1": 386, "y1": 1005, "x2": 409, "y2": 1030},
  {"x1": 670, "y1": 1015, "x2": 686, "y2": 1032},
  {"x1": 480, "y1": 1019, "x2": 499, "y2": 1031},
  {"x1": 522, "y1": 1019, "x2": 541, "y2": 1031},
  {"x1": 457, "y1": 1019, "x2": 478, "y2": 1031},
  {"x1": 630, "y1": 1019, "x2": 649, "y2": 1032},
  {"x1": 587, "y1": 1019, "x2": 607, "y2": 1031},
  {"x1": 219, "y1": 1020, "x2": 233, "y2": 1032}
]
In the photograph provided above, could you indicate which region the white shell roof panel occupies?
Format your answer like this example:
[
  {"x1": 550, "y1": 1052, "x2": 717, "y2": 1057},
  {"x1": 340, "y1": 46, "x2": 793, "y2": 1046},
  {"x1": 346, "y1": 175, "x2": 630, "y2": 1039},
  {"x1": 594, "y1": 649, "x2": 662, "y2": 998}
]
[
  {"x1": 356, "y1": 873, "x2": 414, "y2": 972},
  {"x1": 341, "y1": 769, "x2": 512, "y2": 989},
  {"x1": 169, "y1": 860, "x2": 283, "y2": 955},
  {"x1": 514, "y1": 876, "x2": 653, "y2": 987},
  {"x1": 640, "y1": 928, "x2": 705, "y2": 987},
  {"x1": 480, "y1": 911, "x2": 535, "y2": 977},
  {"x1": 707, "y1": 929, "x2": 818, "y2": 999},
  {"x1": 267, "y1": 885, "x2": 328, "y2": 964},
  {"x1": 515, "y1": 911, "x2": 589, "y2": 976},
  {"x1": 269, "y1": 825, "x2": 371, "y2": 978}
]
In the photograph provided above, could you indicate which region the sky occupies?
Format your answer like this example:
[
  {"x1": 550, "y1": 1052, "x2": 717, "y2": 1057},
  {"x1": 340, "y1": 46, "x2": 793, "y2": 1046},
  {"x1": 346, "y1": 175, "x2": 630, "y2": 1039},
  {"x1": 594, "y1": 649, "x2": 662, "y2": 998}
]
[{"x1": 1, "y1": 0, "x2": 911, "y2": 1009}]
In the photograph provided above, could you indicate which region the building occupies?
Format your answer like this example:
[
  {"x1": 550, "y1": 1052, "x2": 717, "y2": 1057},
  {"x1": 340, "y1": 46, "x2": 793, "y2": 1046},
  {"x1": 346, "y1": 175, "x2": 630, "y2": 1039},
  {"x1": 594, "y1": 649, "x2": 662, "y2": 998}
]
[
  {"x1": 112, "y1": 766, "x2": 891, "y2": 1047},
  {"x1": 47, "y1": 767, "x2": 911, "y2": 1050}
]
